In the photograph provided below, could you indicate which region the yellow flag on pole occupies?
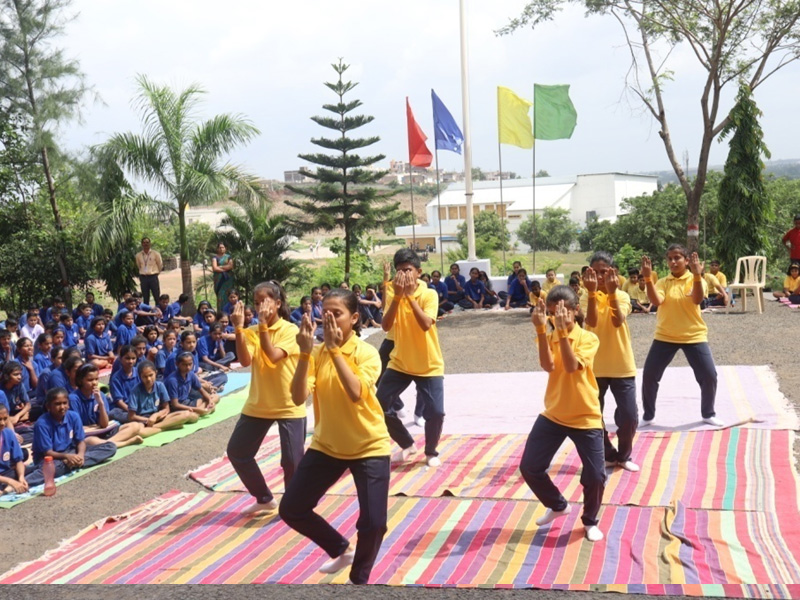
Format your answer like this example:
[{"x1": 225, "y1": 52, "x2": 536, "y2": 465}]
[{"x1": 497, "y1": 86, "x2": 533, "y2": 149}]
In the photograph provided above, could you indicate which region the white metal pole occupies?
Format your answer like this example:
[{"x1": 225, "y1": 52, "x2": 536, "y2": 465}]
[{"x1": 459, "y1": 0, "x2": 476, "y2": 260}]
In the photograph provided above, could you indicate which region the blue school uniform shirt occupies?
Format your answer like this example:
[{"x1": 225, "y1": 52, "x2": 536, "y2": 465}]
[
  {"x1": 114, "y1": 323, "x2": 138, "y2": 350},
  {"x1": 34, "y1": 368, "x2": 51, "y2": 406},
  {"x1": 109, "y1": 369, "x2": 140, "y2": 408},
  {"x1": 193, "y1": 313, "x2": 207, "y2": 329},
  {"x1": 0, "y1": 427, "x2": 24, "y2": 471},
  {"x1": 85, "y1": 332, "x2": 113, "y2": 358},
  {"x1": 3, "y1": 383, "x2": 29, "y2": 415},
  {"x1": 0, "y1": 390, "x2": 9, "y2": 413},
  {"x1": 74, "y1": 303, "x2": 104, "y2": 319},
  {"x1": 196, "y1": 335, "x2": 223, "y2": 363},
  {"x1": 221, "y1": 301, "x2": 237, "y2": 316},
  {"x1": 155, "y1": 346, "x2": 177, "y2": 373},
  {"x1": 463, "y1": 279, "x2": 486, "y2": 302},
  {"x1": 33, "y1": 351, "x2": 51, "y2": 373},
  {"x1": 128, "y1": 381, "x2": 170, "y2": 417},
  {"x1": 46, "y1": 366, "x2": 74, "y2": 395},
  {"x1": 445, "y1": 274, "x2": 466, "y2": 295},
  {"x1": 19, "y1": 360, "x2": 42, "y2": 392},
  {"x1": 69, "y1": 388, "x2": 111, "y2": 427},
  {"x1": 32, "y1": 411, "x2": 85, "y2": 464},
  {"x1": 146, "y1": 339, "x2": 163, "y2": 354},
  {"x1": 507, "y1": 278, "x2": 529, "y2": 302},
  {"x1": 58, "y1": 323, "x2": 80, "y2": 348},
  {"x1": 164, "y1": 371, "x2": 202, "y2": 403},
  {"x1": 105, "y1": 319, "x2": 118, "y2": 335},
  {"x1": 75, "y1": 314, "x2": 94, "y2": 334},
  {"x1": 429, "y1": 281, "x2": 448, "y2": 303},
  {"x1": 168, "y1": 301, "x2": 184, "y2": 320},
  {"x1": 157, "y1": 304, "x2": 174, "y2": 324},
  {"x1": 163, "y1": 350, "x2": 199, "y2": 378},
  {"x1": 290, "y1": 307, "x2": 304, "y2": 325}
]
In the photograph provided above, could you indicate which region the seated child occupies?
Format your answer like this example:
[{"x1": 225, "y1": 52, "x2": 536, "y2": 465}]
[
  {"x1": 155, "y1": 330, "x2": 178, "y2": 378},
  {"x1": 108, "y1": 345, "x2": 140, "y2": 423},
  {"x1": 51, "y1": 328, "x2": 66, "y2": 352},
  {"x1": 143, "y1": 325, "x2": 162, "y2": 362},
  {"x1": 357, "y1": 284, "x2": 383, "y2": 327},
  {"x1": 0, "y1": 329, "x2": 16, "y2": 363},
  {"x1": 193, "y1": 300, "x2": 213, "y2": 333},
  {"x1": 27, "y1": 387, "x2": 117, "y2": 488},
  {"x1": 19, "y1": 312, "x2": 44, "y2": 342},
  {"x1": 479, "y1": 271, "x2": 500, "y2": 306},
  {"x1": 127, "y1": 360, "x2": 199, "y2": 436},
  {"x1": 505, "y1": 269, "x2": 531, "y2": 310},
  {"x1": 85, "y1": 317, "x2": 116, "y2": 369},
  {"x1": 708, "y1": 260, "x2": 728, "y2": 288},
  {"x1": 74, "y1": 303, "x2": 94, "y2": 338},
  {"x1": 114, "y1": 309, "x2": 138, "y2": 351},
  {"x1": 446, "y1": 264, "x2": 466, "y2": 303},
  {"x1": 528, "y1": 280, "x2": 544, "y2": 308},
  {"x1": 110, "y1": 335, "x2": 148, "y2": 376},
  {"x1": 773, "y1": 264, "x2": 800, "y2": 300},
  {"x1": 522, "y1": 287, "x2": 606, "y2": 542},
  {"x1": 542, "y1": 269, "x2": 561, "y2": 294},
  {"x1": 221, "y1": 289, "x2": 241, "y2": 316},
  {"x1": 290, "y1": 296, "x2": 312, "y2": 326},
  {"x1": 57, "y1": 314, "x2": 80, "y2": 350},
  {"x1": 69, "y1": 364, "x2": 143, "y2": 448},
  {"x1": 0, "y1": 404, "x2": 28, "y2": 495},
  {"x1": 460, "y1": 267, "x2": 491, "y2": 309},
  {"x1": 197, "y1": 324, "x2": 235, "y2": 374},
  {"x1": 167, "y1": 293, "x2": 192, "y2": 327},
  {"x1": 16, "y1": 337, "x2": 40, "y2": 393},
  {"x1": 103, "y1": 308, "x2": 118, "y2": 339},
  {"x1": 200, "y1": 308, "x2": 218, "y2": 337},
  {"x1": 1, "y1": 361, "x2": 30, "y2": 428},
  {"x1": 703, "y1": 269, "x2": 729, "y2": 307},
  {"x1": 164, "y1": 331, "x2": 225, "y2": 391},
  {"x1": 164, "y1": 352, "x2": 218, "y2": 417},
  {"x1": 45, "y1": 349, "x2": 83, "y2": 396},
  {"x1": 31, "y1": 347, "x2": 64, "y2": 422},
  {"x1": 429, "y1": 271, "x2": 454, "y2": 315}
]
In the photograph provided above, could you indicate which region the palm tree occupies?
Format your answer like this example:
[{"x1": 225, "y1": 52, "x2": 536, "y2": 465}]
[
  {"x1": 215, "y1": 194, "x2": 297, "y2": 301},
  {"x1": 101, "y1": 75, "x2": 261, "y2": 305}
]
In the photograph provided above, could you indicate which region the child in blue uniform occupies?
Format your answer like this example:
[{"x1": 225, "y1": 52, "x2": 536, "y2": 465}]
[
  {"x1": 197, "y1": 324, "x2": 235, "y2": 373},
  {"x1": 16, "y1": 337, "x2": 40, "y2": 393},
  {"x1": 164, "y1": 352, "x2": 217, "y2": 416},
  {"x1": 84, "y1": 317, "x2": 115, "y2": 369},
  {"x1": 155, "y1": 330, "x2": 178, "y2": 378},
  {"x1": 114, "y1": 310, "x2": 138, "y2": 351},
  {"x1": 1, "y1": 361, "x2": 30, "y2": 428},
  {"x1": 127, "y1": 361, "x2": 199, "y2": 436},
  {"x1": 0, "y1": 404, "x2": 28, "y2": 495},
  {"x1": 108, "y1": 345, "x2": 140, "y2": 423}
]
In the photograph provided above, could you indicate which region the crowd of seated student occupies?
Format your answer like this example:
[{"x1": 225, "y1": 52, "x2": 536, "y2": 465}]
[{"x1": 0, "y1": 289, "x2": 242, "y2": 495}]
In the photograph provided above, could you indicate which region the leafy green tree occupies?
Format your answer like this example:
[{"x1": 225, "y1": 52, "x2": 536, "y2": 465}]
[
  {"x1": 715, "y1": 85, "x2": 772, "y2": 269},
  {"x1": 577, "y1": 214, "x2": 612, "y2": 252},
  {"x1": 517, "y1": 208, "x2": 577, "y2": 252},
  {"x1": 501, "y1": 0, "x2": 800, "y2": 252},
  {"x1": 535, "y1": 169, "x2": 550, "y2": 178},
  {"x1": 101, "y1": 75, "x2": 262, "y2": 306},
  {"x1": 471, "y1": 167, "x2": 487, "y2": 181},
  {"x1": 214, "y1": 195, "x2": 297, "y2": 301},
  {"x1": 457, "y1": 211, "x2": 510, "y2": 252},
  {"x1": 0, "y1": 0, "x2": 93, "y2": 303},
  {"x1": 0, "y1": 110, "x2": 40, "y2": 204},
  {"x1": 285, "y1": 59, "x2": 401, "y2": 284}
]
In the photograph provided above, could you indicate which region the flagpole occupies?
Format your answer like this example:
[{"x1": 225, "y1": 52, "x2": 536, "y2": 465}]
[
  {"x1": 459, "y1": 0, "x2": 476, "y2": 261},
  {"x1": 435, "y1": 149, "x2": 445, "y2": 273},
  {"x1": 497, "y1": 149, "x2": 506, "y2": 273},
  {"x1": 408, "y1": 162, "x2": 416, "y2": 250},
  {"x1": 531, "y1": 84, "x2": 537, "y2": 274}
]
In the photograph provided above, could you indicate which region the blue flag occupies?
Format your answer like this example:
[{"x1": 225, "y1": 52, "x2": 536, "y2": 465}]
[{"x1": 431, "y1": 89, "x2": 464, "y2": 154}]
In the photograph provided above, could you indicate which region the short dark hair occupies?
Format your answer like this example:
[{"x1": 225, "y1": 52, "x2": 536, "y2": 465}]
[
  {"x1": 141, "y1": 237, "x2": 151, "y2": 244},
  {"x1": 131, "y1": 335, "x2": 148, "y2": 347},
  {"x1": 546, "y1": 284, "x2": 580, "y2": 309},
  {"x1": 569, "y1": 276, "x2": 581, "y2": 286},
  {"x1": 324, "y1": 288, "x2": 362, "y2": 336},
  {"x1": 176, "y1": 351, "x2": 194, "y2": 365},
  {"x1": 393, "y1": 248, "x2": 421, "y2": 269},
  {"x1": 518, "y1": 268, "x2": 528, "y2": 277},
  {"x1": 158, "y1": 294, "x2": 170, "y2": 302},
  {"x1": 137, "y1": 360, "x2": 157, "y2": 377},
  {"x1": 709, "y1": 259, "x2": 720, "y2": 266},
  {"x1": 667, "y1": 243, "x2": 689, "y2": 259},
  {"x1": 45, "y1": 387, "x2": 69, "y2": 406},
  {"x1": 588, "y1": 251, "x2": 613, "y2": 267}
]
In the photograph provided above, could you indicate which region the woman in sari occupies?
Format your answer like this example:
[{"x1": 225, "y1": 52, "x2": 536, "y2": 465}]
[{"x1": 212, "y1": 243, "x2": 235, "y2": 311}]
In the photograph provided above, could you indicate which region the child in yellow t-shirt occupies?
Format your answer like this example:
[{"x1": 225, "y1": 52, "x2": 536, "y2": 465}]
[
  {"x1": 228, "y1": 281, "x2": 304, "y2": 514},
  {"x1": 541, "y1": 269, "x2": 561, "y2": 294},
  {"x1": 708, "y1": 260, "x2": 728, "y2": 288},
  {"x1": 520, "y1": 285, "x2": 606, "y2": 543},
  {"x1": 773, "y1": 264, "x2": 800, "y2": 299},
  {"x1": 283, "y1": 289, "x2": 390, "y2": 585}
]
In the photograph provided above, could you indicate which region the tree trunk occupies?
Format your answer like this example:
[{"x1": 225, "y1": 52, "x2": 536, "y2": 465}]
[
  {"x1": 686, "y1": 189, "x2": 700, "y2": 253},
  {"x1": 41, "y1": 146, "x2": 72, "y2": 307},
  {"x1": 178, "y1": 203, "x2": 194, "y2": 310},
  {"x1": 343, "y1": 222, "x2": 351, "y2": 284}
]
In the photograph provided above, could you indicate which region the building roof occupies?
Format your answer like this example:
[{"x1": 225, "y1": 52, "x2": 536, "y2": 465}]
[{"x1": 427, "y1": 178, "x2": 575, "y2": 210}]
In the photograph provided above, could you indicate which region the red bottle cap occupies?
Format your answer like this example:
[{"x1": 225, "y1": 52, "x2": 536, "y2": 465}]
[{"x1": 44, "y1": 456, "x2": 53, "y2": 462}]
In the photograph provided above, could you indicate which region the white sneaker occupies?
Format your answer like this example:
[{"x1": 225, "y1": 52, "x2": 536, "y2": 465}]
[
  {"x1": 243, "y1": 499, "x2": 278, "y2": 514},
  {"x1": 535, "y1": 504, "x2": 571, "y2": 526},
  {"x1": 584, "y1": 525, "x2": 604, "y2": 542},
  {"x1": 414, "y1": 415, "x2": 425, "y2": 427},
  {"x1": 703, "y1": 416, "x2": 724, "y2": 427},
  {"x1": 319, "y1": 549, "x2": 355, "y2": 574},
  {"x1": 641, "y1": 418, "x2": 655, "y2": 426},
  {"x1": 618, "y1": 460, "x2": 640, "y2": 472},
  {"x1": 426, "y1": 456, "x2": 441, "y2": 468}
]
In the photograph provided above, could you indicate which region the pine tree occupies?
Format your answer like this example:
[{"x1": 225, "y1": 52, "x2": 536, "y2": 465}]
[
  {"x1": 715, "y1": 85, "x2": 772, "y2": 271},
  {"x1": 285, "y1": 59, "x2": 403, "y2": 283}
]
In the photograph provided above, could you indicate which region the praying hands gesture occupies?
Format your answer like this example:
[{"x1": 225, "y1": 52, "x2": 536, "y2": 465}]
[
  {"x1": 322, "y1": 312, "x2": 343, "y2": 350},
  {"x1": 258, "y1": 298, "x2": 275, "y2": 325},
  {"x1": 393, "y1": 270, "x2": 416, "y2": 298},
  {"x1": 583, "y1": 267, "x2": 598, "y2": 293},
  {"x1": 297, "y1": 313, "x2": 315, "y2": 354},
  {"x1": 688, "y1": 252, "x2": 703, "y2": 275},
  {"x1": 531, "y1": 297, "x2": 547, "y2": 328},
  {"x1": 230, "y1": 302, "x2": 245, "y2": 328}
]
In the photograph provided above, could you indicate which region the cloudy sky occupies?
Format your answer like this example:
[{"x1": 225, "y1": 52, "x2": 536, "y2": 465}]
[{"x1": 59, "y1": 0, "x2": 800, "y2": 182}]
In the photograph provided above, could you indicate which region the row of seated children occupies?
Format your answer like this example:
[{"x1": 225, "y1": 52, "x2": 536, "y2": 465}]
[{"x1": 290, "y1": 283, "x2": 385, "y2": 340}]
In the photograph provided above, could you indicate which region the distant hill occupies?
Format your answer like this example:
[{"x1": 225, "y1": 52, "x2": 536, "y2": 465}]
[{"x1": 643, "y1": 158, "x2": 800, "y2": 186}]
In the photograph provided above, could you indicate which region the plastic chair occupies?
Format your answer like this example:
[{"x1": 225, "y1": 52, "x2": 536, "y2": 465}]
[{"x1": 727, "y1": 256, "x2": 767, "y2": 314}]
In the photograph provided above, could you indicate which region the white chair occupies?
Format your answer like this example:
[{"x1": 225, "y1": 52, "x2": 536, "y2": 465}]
[{"x1": 727, "y1": 256, "x2": 767, "y2": 314}]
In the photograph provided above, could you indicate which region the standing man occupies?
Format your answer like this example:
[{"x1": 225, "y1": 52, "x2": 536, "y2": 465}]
[
  {"x1": 781, "y1": 215, "x2": 800, "y2": 267},
  {"x1": 135, "y1": 237, "x2": 163, "y2": 306}
]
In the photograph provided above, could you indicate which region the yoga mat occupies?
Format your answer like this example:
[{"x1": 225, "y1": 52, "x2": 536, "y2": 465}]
[
  {"x1": 4, "y1": 490, "x2": 799, "y2": 598},
  {"x1": 395, "y1": 366, "x2": 798, "y2": 434},
  {"x1": 189, "y1": 430, "x2": 800, "y2": 512}
]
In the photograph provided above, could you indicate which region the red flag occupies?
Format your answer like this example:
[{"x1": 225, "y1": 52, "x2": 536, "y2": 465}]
[{"x1": 406, "y1": 98, "x2": 432, "y2": 167}]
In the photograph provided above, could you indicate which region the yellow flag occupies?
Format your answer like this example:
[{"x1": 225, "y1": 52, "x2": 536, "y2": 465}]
[{"x1": 497, "y1": 86, "x2": 533, "y2": 148}]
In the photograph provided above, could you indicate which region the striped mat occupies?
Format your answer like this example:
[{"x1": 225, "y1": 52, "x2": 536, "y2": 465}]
[
  {"x1": 189, "y1": 429, "x2": 800, "y2": 512},
  {"x1": 3, "y1": 490, "x2": 799, "y2": 598}
]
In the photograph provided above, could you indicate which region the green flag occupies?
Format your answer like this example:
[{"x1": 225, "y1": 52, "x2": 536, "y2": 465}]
[{"x1": 533, "y1": 84, "x2": 577, "y2": 140}]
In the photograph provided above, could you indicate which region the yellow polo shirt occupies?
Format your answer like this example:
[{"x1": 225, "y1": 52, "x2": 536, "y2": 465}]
[
  {"x1": 653, "y1": 271, "x2": 708, "y2": 344},
  {"x1": 542, "y1": 278, "x2": 561, "y2": 294},
  {"x1": 617, "y1": 274, "x2": 627, "y2": 289},
  {"x1": 703, "y1": 273, "x2": 722, "y2": 297},
  {"x1": 627, "y1": 284, "x2": 650, "y2": 305},
  {"x1": 241, "y1": 319, "x2": 305, "y2": 420},
  {"x1": 529, "y1": 289, "x2": 543, "y2": 305},
  {"x1": 580, "y1": 290, "x2": 636, "y2": 378},
  {"x1": 783, "y1": 275, "x2": 800, "y2": 294},
  {"x1": 386, "y1": 280, "x2": 444, "y2": 377},
  {"x1": 542, "y1": 324, "x2": 602, "y2": 429},
  {"x1": 711, "y1": 271, "x2": 728, "y2": 287},
  {"x1": 306, "y1": 335, "x2": 391, "y2": 460}
]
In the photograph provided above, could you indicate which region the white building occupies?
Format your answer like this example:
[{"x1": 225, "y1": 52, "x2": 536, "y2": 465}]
[{"x1": 394, "y1": 172, "x2": 658, "y2": 251}]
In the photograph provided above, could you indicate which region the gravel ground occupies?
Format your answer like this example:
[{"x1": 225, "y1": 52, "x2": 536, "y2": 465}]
[{"x1": 0, "y1": 299, "x2": 797, "y2": 600}]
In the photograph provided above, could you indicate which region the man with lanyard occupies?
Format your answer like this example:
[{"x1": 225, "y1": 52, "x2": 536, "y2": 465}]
[{"x1": 135, "y1": 237, "x2": 163, "y2": 306}]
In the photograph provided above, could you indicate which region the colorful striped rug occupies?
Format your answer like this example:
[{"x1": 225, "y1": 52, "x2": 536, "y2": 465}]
[
  {"x1": 3, "y1": 490, "x2": 799, "y2": 598},
  {"x1": 189, "y1": 430, "x2": 800, "y2": 512}
]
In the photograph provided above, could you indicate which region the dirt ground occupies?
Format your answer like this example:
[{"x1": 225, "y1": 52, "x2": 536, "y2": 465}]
[{"x1": 0, "y1": 299, "x2": 797, "y2": 600}]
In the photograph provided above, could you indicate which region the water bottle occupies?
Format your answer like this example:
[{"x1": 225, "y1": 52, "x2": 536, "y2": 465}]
[{"x1": 42, "y1": 456, "x2": 56, "y2": 497}]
